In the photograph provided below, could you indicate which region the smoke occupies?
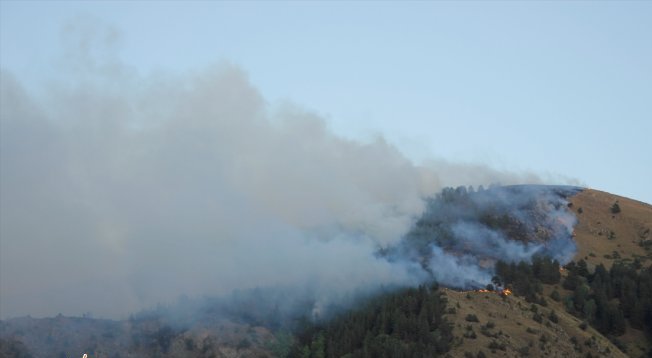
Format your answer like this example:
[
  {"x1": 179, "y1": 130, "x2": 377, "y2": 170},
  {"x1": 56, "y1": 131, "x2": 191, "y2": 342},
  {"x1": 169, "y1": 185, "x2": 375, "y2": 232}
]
[
  {"x1": 384, "y1": 185, "x2": 580, "y2": 289},
  {"x1": 0, "y1": 22, "x2": 568, "y2": 320}
]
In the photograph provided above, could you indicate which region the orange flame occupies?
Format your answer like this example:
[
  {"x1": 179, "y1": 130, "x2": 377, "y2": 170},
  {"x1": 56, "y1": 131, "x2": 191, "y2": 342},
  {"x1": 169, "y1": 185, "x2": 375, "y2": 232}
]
[{"x1": 469, "y1": 288, "x2": 512, "y2": 297}]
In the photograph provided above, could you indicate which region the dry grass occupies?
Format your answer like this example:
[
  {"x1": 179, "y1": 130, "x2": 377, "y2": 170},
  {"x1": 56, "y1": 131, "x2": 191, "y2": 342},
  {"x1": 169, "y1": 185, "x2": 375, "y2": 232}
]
[
  {"x1": 442, "y1": 188, "x2": 652, "y2": 357},
  {"x1": 569, "y1": 189, "x2": 652, "y2": 270},
  {"x1": 442, "y1": 287, "x2": 627, "y2": 357}
]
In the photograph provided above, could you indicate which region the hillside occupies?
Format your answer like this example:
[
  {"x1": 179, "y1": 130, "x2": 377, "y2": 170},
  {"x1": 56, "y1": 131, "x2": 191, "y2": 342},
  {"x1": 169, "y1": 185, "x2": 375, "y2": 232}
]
[
  {"x1": 0, "y1": 315, "x2": 275, "y2": 358},
  {"x1": 440, "y1": 188, "x2": 652, "y2": 358},
  {"x1": 442, "y1": 287, "x2": 627, "y2": 358},
  {"x1": 2, "y1": 186, "x2": 651, "y2": 357},
  {"x1": 569, "y1": 189, "x2": 652, "y2": 269}
]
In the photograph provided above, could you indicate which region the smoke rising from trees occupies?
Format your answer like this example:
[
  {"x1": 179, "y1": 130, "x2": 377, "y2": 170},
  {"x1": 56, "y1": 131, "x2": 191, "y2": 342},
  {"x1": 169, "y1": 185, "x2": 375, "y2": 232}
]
[{"x1": 0, "y1": 22, "x2": 571, "y2": 319}]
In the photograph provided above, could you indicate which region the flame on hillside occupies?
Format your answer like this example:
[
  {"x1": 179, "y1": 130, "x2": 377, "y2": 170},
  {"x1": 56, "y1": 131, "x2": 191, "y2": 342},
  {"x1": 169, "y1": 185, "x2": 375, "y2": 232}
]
[{"x1": 466, "y1": 288, "x2": 512, "y2": 297}]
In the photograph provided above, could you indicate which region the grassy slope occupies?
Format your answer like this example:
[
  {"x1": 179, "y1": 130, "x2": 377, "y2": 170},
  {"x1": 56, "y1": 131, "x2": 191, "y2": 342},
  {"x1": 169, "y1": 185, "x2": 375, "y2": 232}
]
[
  {"x1": 443, "y1": 188, "x2": 652, "y2": 358},
  {"x1": 443, "y1": 288, "x2": 627, "y2": 358},
  {"x1": 569, "y1": 189, "x2": 652, "y2": 270}
]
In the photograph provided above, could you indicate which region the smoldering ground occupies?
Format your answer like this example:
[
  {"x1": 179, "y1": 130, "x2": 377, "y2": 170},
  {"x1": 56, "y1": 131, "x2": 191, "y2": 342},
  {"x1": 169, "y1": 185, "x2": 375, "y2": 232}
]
[
  {"x1": 384, "y1": 185, "x2": 580, "y2": 289},
  {"x1": 0, "y1": 23, "x2": 576, "y2": 320}
]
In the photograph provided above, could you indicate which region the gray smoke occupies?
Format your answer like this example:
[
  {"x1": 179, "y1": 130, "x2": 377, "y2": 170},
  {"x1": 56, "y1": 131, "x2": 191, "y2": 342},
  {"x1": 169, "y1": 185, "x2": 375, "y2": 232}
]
[
  {"x1": 0, "y1": 23, "x2": 570, "y2": 319},
  {"x1": 384, "y1": 185, "x2": 580, "y2": 289}
]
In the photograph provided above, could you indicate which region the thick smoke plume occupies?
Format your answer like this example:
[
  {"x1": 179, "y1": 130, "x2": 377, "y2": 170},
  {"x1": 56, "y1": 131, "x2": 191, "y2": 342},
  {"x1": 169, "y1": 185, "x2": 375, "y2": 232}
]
[{"x1": 0, "y1": 24, "x2": 570, "y2": 319}]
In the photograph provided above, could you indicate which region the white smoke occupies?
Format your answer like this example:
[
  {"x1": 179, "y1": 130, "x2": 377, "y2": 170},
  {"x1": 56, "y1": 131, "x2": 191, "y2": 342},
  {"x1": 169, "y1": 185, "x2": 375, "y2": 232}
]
[
  {"x1": 0, "y1": 21, "x2": 550, "y2": 319},
  {"x1": 385, "y1": 185, "x2": 579, "y2": 290}
]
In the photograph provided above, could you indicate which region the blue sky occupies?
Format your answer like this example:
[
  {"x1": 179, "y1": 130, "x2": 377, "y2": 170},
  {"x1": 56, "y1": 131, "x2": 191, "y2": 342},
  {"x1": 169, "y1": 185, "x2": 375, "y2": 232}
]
[{"x1": 2, "y1": 1, "x2": 651, "y2": 203}]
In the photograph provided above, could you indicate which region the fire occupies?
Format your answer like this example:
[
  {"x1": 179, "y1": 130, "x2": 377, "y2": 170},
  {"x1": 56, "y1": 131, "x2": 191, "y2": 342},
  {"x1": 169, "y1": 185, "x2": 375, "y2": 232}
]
[{"x1": 469, "y1": 288, "x2": 512, "y2": 297}]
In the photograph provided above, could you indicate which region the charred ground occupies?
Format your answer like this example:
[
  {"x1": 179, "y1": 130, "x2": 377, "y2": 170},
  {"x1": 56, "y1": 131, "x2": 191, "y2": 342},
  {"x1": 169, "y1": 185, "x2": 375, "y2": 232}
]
[{"x1": 380, "y1": 184, "x2": 580, "y2": 289}]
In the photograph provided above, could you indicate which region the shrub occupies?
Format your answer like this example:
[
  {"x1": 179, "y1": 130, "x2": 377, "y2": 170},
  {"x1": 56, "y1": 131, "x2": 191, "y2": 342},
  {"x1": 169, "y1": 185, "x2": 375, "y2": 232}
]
[
  {"x1": 539, "y1": 334, "x2": 548, "y2": 343},
  {"x1": 610, "y1": 202, "x2": 621, "y2": 214},
  {"x1": 237, "y1": 338, "x2": 251, "y2": 349},
  {"x1": 480, "y1": 326, "x2": 497, "y2": 338},
  {"x1": 465, "y1": 314, "x2": 480, "y2": 322},
  {"x1": 532, "y1": 313, "x2": 543, "y2": 324},
  {"x1": 538, "y1": 297, "x2": 548, "y2": 307},
  {"x1": 488, "y1": 340, "x2": 506, "y2": 351},
  {"x1": 184, "y1": 338, "x2": 194, "y2": 351},
  {"x1": 530, "y1": 304, "x2": 538, "y2": 313},
  {"x1": 609, "y1": 337, "x2": 627, "y2": 353},
  {"x1": 268, "y1": 332, "x2": 294, "y2": 358}
]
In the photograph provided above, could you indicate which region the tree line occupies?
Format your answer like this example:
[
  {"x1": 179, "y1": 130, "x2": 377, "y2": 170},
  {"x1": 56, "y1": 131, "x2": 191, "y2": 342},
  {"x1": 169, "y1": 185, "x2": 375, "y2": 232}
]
[
  {"x1": 290, "y1": 284, "x2": 453, "y2": 358},
  {"x1": 562, "y1": 259, "x2": 652, "y2": 337}
]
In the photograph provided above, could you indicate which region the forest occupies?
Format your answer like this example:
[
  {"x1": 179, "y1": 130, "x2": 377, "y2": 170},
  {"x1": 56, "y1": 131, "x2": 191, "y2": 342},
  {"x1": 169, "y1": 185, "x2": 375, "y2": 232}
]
[
  {"x1": 562, "y1": 260, "x2": 652, "y2": 339},
  {"x1": 289, "y1": 284, "x2": 453, "y2": 358}
]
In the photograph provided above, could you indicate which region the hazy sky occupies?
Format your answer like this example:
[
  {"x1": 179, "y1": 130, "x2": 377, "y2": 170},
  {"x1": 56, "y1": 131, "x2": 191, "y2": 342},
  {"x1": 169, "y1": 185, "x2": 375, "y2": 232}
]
[{"x1": 2, "y1": 1, "x2": 651, "y2": 203}]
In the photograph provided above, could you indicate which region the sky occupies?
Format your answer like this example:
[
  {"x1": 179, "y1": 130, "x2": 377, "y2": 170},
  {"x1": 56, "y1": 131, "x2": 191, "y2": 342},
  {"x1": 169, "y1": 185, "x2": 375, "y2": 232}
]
[
  {"x1": 0, "y1": 1, "x2": 651, "y2": 319},
  {"x1": 1, "y1": 1, "x2": 651, "y2": 203}
]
